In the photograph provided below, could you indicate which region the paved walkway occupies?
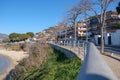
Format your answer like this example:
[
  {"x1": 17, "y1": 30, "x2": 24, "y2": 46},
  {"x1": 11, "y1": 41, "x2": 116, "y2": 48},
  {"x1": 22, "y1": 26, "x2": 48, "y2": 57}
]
[
  {"x1": 59, "y1": 45, "x2": 120, "y2": 80},
  {"x1": 103, "y1": 55, "x2": 120, "y2": 79}
]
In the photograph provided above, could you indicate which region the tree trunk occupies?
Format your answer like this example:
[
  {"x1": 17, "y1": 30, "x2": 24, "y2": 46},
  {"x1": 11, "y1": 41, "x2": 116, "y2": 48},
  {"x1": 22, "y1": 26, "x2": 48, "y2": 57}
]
[
  {"x1": 101, "y1": 10, "x2": 106, "y2": 54},
  {"x1": 101, "y1": 25, "x2": 104, "y2": 54},
  {"x1": 74, "y1": 21, "x2": 77, "y2": 47}
]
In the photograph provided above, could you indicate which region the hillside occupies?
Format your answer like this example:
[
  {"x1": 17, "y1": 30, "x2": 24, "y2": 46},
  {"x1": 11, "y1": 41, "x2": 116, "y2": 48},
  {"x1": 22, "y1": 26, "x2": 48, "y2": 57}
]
[
  {"x1": 36, "y1": 26, "x2": 59, "y2": 41},
  {"x1": 0, "y1": 33, "x2": 8, "y2": 40}
]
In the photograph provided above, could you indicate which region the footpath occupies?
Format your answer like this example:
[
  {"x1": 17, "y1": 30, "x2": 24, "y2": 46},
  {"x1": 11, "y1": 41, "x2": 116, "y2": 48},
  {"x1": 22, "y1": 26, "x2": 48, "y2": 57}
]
[{"x1": 103, "y1": 54, "x2": 120, "y2": 79}]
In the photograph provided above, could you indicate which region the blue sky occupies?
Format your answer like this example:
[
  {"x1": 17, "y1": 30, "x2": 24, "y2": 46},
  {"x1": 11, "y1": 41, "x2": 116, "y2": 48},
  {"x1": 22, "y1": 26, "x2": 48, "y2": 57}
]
[{"x1": 0, "y1": 0, "x2": 119, "y2": 35}]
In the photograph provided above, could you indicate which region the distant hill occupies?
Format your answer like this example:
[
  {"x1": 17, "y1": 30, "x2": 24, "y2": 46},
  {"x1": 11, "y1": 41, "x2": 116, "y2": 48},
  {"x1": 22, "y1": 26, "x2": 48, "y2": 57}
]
[
  {"x1": 0, "y1": 33, "x2": 8, "y2": 40},
  {"x1": 36, "y1": 26, "x2": 59, "y2": 41}
]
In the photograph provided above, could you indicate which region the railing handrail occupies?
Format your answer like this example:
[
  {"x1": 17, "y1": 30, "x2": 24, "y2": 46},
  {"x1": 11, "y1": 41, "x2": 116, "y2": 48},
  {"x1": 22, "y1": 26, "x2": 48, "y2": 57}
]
[{"x1": 77, "y1": 42, "x2": 117, "y2": 80}]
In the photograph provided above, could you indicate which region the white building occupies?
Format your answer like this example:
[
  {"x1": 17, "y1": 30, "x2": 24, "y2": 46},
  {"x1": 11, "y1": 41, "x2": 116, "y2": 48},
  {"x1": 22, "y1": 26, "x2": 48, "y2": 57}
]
[{"x1": 94, "y1": 29, "x2": 120, "y2": 46}]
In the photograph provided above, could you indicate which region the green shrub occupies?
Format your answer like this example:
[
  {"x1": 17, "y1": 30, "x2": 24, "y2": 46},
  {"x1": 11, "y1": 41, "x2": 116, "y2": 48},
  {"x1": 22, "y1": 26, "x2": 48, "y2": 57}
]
[
  {"x1": 7, "y1": 44, "x2": 82, "y2": 80},
  {"x1": 7, "y1": 43, "x2": 54, "y2": 80},
  {"x1": 18, "y1": 49, "x2": 82, "y2": 80}
]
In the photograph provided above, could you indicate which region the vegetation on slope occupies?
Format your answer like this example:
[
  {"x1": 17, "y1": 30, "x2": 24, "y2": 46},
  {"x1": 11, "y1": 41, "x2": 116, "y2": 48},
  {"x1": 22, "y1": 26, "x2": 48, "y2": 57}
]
[
  {"x1": 3, "y1": 32, "x2": 34, "y2": 43},
  {"x1": 7, "y1": 43, "x2": 82, "y2": 80},
  {"x1": 19, "y1": 49, "x2": 82, "y2": 80}
]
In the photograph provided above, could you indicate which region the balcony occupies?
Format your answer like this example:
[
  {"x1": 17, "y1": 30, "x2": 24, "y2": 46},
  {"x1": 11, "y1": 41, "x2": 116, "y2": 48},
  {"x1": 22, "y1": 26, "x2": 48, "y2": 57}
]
[{"x1": 78, "y1": 28, "x2": 86, "y2": 31}]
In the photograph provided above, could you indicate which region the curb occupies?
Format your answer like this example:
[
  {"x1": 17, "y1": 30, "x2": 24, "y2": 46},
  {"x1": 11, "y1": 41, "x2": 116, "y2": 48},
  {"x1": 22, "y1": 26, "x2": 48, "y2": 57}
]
[{"x1": 103, "y1": 52, "x2": 120, "y2": 61}]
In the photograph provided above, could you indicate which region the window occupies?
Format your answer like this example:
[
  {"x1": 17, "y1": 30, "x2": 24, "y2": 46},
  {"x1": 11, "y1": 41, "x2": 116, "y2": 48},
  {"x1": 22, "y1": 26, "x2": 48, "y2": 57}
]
[{"x1": 90, "y1": 18, "x2": 98, "y2": 25}]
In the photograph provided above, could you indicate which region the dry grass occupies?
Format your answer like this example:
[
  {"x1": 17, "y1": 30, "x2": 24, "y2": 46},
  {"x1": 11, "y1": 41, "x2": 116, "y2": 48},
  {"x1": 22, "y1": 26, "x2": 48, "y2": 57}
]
[{"x1": 7, "y1": 43, "x2": 54, "y2": 79}]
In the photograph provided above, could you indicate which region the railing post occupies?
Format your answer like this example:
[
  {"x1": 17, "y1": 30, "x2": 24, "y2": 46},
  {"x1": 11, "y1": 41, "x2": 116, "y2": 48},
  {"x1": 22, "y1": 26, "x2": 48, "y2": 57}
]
[
  {"x1": 78, "y1": 41, "x2": 80, "y2": 55},
  {"x1": 69, "y1": 40, "x2": 70, "y2": 47},
  {"x1": 82, "y1": 41, "x2": 84, "y2": 47},
  {"x1": 67, "y1": 40, "x2": 68, "y2": 46},
  {"x1": 78, "y1": 40, "x2": 79, "y2": 48},
  {"x1": 84, "y1": 42, "x2": 86, "y2": 59}
]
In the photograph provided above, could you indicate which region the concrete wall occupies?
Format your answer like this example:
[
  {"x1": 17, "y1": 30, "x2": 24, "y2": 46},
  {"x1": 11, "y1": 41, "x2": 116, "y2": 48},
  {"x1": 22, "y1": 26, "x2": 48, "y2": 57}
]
[
  {"x1": 94, "y1": 29, "x2": 120, "y2": 46},
  {"x1": 50, "y1": 44, "x2": 75, "y2": 58},
  {"x1": 94, "y1": 35, "x2": 100, "y2": 45},
  {"x1": 111, "y1": 30, "x2": 120, "y2": 46},
  {"x1": 104, "y1": 32, "x2": 108, "y2": 45},
  {"x1": 94, "y1": 32, "x2": 108, "y2": 45}
]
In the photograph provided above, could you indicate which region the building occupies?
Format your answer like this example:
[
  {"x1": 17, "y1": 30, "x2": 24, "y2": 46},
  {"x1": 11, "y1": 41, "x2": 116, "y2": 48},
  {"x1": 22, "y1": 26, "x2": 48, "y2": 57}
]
[
  {"x1": 77, "y1": 22, "x2": 87, "y2": 40},
  {"x1": 66, "y1": 25, "x2": 74, "y2": 40},
  {"x1": 56, "y1": 10, "x2": 120, "y2": 46},
  {"x1": 88, "y1": 10, "x2": 120, "y2": 46},
  {"x1": 56, "y1": 28, "x2": 66, "y2": 43},
  {"x1": 57, "y1": 22, "x2": 87, "y2": 43},
  {"x1": 106, "y1": 10, "x2": 120, "y2": 32}
]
